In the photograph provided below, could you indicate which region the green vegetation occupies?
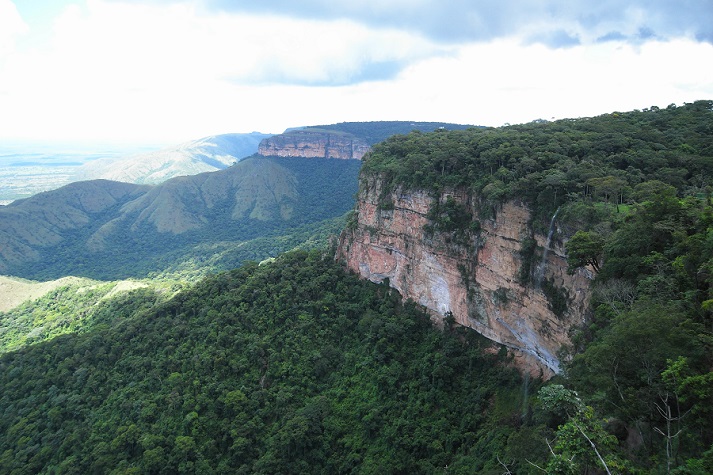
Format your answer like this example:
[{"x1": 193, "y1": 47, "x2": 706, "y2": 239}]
[
  {"x1": 362, "y1": 101, "x2": 713, "y2": 224},
  {"x1": 1, "y1": 157, "x2": 361, "y2": 281},
  {"x1": 1, "y1": 103, "x2": 712, "y2": 473},
  {"x1": 565, "y1": 230, "x2": 604, "y2": 274},
  {"x1": 357, "y1": 102, "x2": 713, "y2": 472},
  {"x1": 0, "y1": 251, "x2": 547, "y2": 474},
  {"x1": 0, "y1": 279, "x2": 180, "y2": 355},
  {"x1": 304, "y1": 121, "x2": 476, "y2": 145},
  {"x1": 561, "y1": 182, "x2": 713, "y2": 473}
]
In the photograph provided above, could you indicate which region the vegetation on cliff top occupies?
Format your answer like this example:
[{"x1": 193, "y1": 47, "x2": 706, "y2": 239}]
[
  {"x1": 303, "y1": 121, "x2": 475, "y2": 145},
  {"x1": 361, "y1": 101, "x2": 712, "y2": 222}
]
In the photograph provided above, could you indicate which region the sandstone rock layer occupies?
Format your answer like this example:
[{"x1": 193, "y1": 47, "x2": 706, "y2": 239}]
[
  {"x1": 338, "y1": 177, "x2": 592, "y2": 377},
  {"x1": 258, "y1": 130, "x2": 370, "y2": 160}
]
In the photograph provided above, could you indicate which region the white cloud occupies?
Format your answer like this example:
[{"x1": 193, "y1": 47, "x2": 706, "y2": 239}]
[
  {"x1": 0, "y1": 0, "x2": 442, "y2": 143},
  {"x1": 0, "y1": 0, "x2": 711, "y2": 145},
  {"x1": 313, "y1": 38, "x2": 713, "y2": 129},
  {"x1": 0, "y1": 0, "x2": 28, "y2": 59}
]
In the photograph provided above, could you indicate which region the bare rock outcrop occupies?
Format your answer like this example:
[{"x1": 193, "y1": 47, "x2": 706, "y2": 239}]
[
  {"x1": 258, "y1": 130, "x2": 370, "y2": 160},
  {"x1": 337, "y1": 176, "x2": 593, "y2": 377}
]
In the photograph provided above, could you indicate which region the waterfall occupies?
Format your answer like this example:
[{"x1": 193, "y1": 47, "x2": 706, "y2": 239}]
[
  {"x1": 534, "y1": 207, "x2": 559, "y2": 288},
  {"x1": 521, "y1": 372, "x2": 530, "y2": 420}
]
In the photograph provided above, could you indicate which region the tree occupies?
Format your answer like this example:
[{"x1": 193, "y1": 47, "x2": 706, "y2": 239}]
[
  {"x1": 538, "y1": 385, "x2": 618, "y2": 475},
  {"x1": 566, "y1": 231, "x2": 604, "y2": 274},
  {"x1": 587, "y1": 176, "x2": 628, "y2": 212}
]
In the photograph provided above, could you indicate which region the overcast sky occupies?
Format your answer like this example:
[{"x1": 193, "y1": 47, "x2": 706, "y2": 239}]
[{"x1": 1, "y1": 0, "x2": 712, "y2": 147}]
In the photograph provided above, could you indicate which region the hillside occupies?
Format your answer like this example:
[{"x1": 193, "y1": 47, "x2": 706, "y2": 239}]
[
  {"x1": 0, "y1": 251, "x2": 535, "y2": 474},
  {"x1": 0, "y1": 276, "x2": 178, "y2": 355},
  {"x1": 76, "y1": 133, "x2": 272, "y2": 185},
  {"x1": 340, "y1": 101, "x2": 713, "y2": 376},
  {"x1": 0, "y1": 275, "x2": 92, "y2": 313},
  {"x1": 0, "y1": 156, "x2": 361, "y2": 280}
]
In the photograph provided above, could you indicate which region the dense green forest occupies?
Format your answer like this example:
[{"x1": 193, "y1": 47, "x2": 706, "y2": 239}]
[
  {"x1": 1, "y1": 251, "x2": 542, "y2": 474},
  {"x1": 363, "y1": 101, "x2": 712, "y2": 224},
  {"x1": 0, "y1": 279, "x2": 181, "y2": 355},
  {"x1": 1, "y1": 103, "x2": 712, "y2": 473}
]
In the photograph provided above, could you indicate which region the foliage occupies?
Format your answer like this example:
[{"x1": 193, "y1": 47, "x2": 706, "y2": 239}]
[
  {"x1": 344, "y1": 100, "x2": 713, "y2": 473},
  {"x1": 540, "y1": 278, "x2": 570, "y2": 319},
  {"x1": 565, "y1": 231, "x2": 604, "y2": 274},
  {"x1": 0, "y1": 280, "x2": 177, "y2": 354},
  {"x1": 564, "y1": 177, "x2": 713, "y2": 471},
  {"x1": 361, "y1": 101, "x2": 713, "y2": 223},
  {"x1": 3, "y1": 102, "x2": 713, "y2": 474},
  {"x1": 4, "y1": 157, "x2": 361, "y2": 281},
  {"x1": 0, "y1": 251, "x2": 548, "y2": 474},
  {"x1": 304, "y1": 121, "x2": 475, "y2": 145},
  {"x1": 423, "y1": 195, "x2": 475, "y2": 245}
]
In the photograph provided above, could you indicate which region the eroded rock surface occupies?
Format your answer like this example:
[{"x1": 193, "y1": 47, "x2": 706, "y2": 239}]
[
  {"x1": 338, "y1": 177, "x2": 593, "y2": 377},
  {"x1": 258, "y1": 130, "x2": 370, "y2": 160}
]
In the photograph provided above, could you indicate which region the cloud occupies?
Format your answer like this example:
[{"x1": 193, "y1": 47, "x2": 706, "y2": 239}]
[
  {"x1": 0, "y1": 0, "x2": 441, "y2": 142},
  {"x1": 0, "y1": 0, "x2": 28, "y2": 58},
  {"x1": 3, "y1": 1, "x2": 438, "y2": 89},
  {"x1": 111, "y1": 0, "x2": 713, "y2": 45},
  {"x1": 1, "y1": 0, "x2": 711, "y2": 145},
  {"x1": 212, "y1": 16, "x2": 440, "y2": 86}
]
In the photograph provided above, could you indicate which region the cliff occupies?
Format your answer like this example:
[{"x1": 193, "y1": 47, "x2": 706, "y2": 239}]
[
  {"x1": 337, "y1": 176, "x2": 593, "y2": 377},
  {"x1": 258, "y1": 130, "x2": 370, "y2": 160}
]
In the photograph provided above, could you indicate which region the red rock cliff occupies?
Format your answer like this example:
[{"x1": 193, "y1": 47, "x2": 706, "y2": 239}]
[
  {"x1": 258, "y1": 130, "x2": 370, "y2": 160},
  {"x1": 337, "y1": 176, "x2": 593, "y2": 377}
]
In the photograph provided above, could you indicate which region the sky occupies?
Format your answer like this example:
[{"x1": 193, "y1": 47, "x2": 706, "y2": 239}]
[{"x1": 0, "y1": 0, "x2": 712, "y2": 147}]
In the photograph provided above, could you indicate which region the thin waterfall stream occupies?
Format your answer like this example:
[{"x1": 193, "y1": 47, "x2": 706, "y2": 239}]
[{"x1": 535, "y1": 207, "x2": 560, "y2": 288}]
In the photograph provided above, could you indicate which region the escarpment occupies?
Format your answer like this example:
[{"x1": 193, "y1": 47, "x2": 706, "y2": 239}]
[
  {"x1": 258, "y1": 130, "x2": 370, "y2": 159},
  {"x1": 337, "y1": 176, "x2": 593, "y2": 377}
]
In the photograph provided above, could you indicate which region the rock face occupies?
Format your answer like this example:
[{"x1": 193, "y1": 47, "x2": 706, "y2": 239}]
[
  {"x1": 337, "y1": 177, "x2": 593, "y2": 377},
  {"x1": 258, "y1": 130, "x2": 370, "y2": 160}
]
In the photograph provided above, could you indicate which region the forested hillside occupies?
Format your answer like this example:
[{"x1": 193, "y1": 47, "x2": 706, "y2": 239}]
[
  {"x1": 0, "y1": 251, "x2": 536, "y2": 474},
  {"x1": 0, "y1": 157, "x2": 361, "y2": 280},
  {"x1": 363, "y1": 101, "x2": 712, "y2": 223}
]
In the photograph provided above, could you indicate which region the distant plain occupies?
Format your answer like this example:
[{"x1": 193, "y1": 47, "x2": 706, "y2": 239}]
[{"x1": 0, "y1": 146, "x2": 157, "y2": 203}]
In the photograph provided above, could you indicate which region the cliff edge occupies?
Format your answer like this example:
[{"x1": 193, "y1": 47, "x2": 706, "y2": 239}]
[
  {"x1": 337, "y1": 176, "x2": 593, "y2": 377},
  {"x1": 258, "y1": 130, "x2": 370, "y2": 159}
]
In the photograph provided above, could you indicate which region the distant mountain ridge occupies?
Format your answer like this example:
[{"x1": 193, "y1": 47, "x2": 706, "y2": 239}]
[
  {"x1": 258, "y1": 130, "x2": 370, "y2": 160},
  {"x1": 0, "y1": 156, "x2": 361, "y2": 280},
  {"x1": 258, "y1": 121, "x2": 475, "y2": 161},
  {"x1": 300, "y1": 121, "x2": 476, "y2": 145},
  {"x1": 77, "y1": 132, "x2": 272, "y2": 185},
  {"x1": 0, "y1": 121, "x2": 477, "y2": 279}
]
